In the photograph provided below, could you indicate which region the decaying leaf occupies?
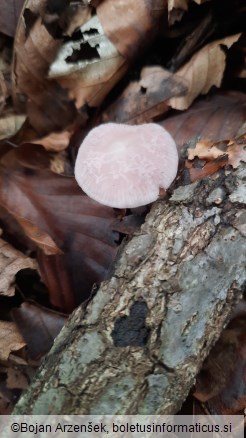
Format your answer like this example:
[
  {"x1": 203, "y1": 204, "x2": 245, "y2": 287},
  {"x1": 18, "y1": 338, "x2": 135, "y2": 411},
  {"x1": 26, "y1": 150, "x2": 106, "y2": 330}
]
[
  {"x1": 188, "y1": 135, "x2": 246, "y2": 169},
  {"x1": 188, "y1": 139, "x2": 226, "y2": 161},
  {"x1": 12, "y1": 302, "x2": 67, "y2": 360},
  {"x1": 0, "y1": 37, "x2": 12, "y2": 112},
  {"x1": 0, "y1": 236, "x2": 37, "y2": 297},
  {"x1": 13, "y1": 5, "x2": 78, "y2": 134},
  {"x1": 5, "y1": 367, "x2": 28, "y2": 390},
  {"x1": 168, "y1": 0, "x2": 189, "y2": 11},
  {"x1": 0, "y1": 146, "x2": 119, "y2": 311},
  {"x1": 0, "y1": 321, "x2": 26, "y2": 362},
  {"x1": 185, "y1": 156, "x2": 228, "y2": 183},
  {"x1": 97, "y1": 0, "x2": 166, "y2": 61},
  {"x1": 30, "y1": 130, "x2": 72, "y2": 152},
  {"x1": 0, "y1": 114, "x2": 26, "y2": 141},
  {"x1": 227, "y1": 138, "x2": 246, "y2": 169},
  {"x1": 194, "y1": 309, "x2": 246, "y2": 414},
  {"x1": 14, "y1": 217, "x2": 63, "y2": 256},
  {"x1": 168, "y1": 0, "x2": 211, "y2": 11},
  {"x1": 169, "y1": 33, "x2": 241, "y2": 110},
  {"x1": 185, "y1": 133, "x2": 246, "y2": 182},
  {"x1": 102, "y1": 66, "x2": 187, "y2": 124},
  {"x1": 49, "y1": 0, "x2": 167, "y2": 110},
  {"x1": 168, "y1": 0, "x2": 189, "y2": 24},
  {"x1": 60, "y1": 2, "x2": 92, "y2": 37},
  {"x1": 162, "y1": 92, "x2": 246, "y2": 149},
  {"x1": 49, "y1": 14, "x2": 127, "y2": 109},
  {"x1": 0, "y1": 0, "x2": 25, "y2": 37},
  {"x1": 0, "y1": 386, "x2": 13, "y2": 414}
]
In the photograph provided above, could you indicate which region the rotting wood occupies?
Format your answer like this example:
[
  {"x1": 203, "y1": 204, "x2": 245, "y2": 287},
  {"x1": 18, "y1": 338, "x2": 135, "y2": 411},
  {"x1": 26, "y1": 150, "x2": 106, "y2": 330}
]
[{"x1": 13, "y1": 163, "x2": 246, "y2": 414}]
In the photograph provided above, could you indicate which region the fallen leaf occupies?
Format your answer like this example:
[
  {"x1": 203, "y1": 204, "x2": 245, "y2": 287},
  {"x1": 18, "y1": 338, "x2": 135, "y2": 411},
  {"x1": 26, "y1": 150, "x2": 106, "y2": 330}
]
[
  {"x1": 5, "y1": 368, "x2": 28, "y2": 390},
  {"x1": 102, "y1": 66, "x2": 187, "y2": 124},
  {"x1": 188, "y1": 135, "x2": 246, "y2": 170},
  {"x1": 168, "y1": 0, "x2": 188, "y2": 12},
  {"x1": 49, "y1": 0, "x2": 167, "y2": 110},
  {"x1": 0, "y1": 387, "x2": 12, "y2": 414},
  {"x1": 14, "y1": 217, "x2": 63, "y2": 256},
  {"x1": 188, "y1": 139, "x2": 226, "y2": 161},
  {"x1": 0, "y1": 321, "x2": 26, "y2": 362},
  {"x1": 169, "y1": 33, "x2": 241, "y2": 110},
  {"x1": 0, "y1": 146, "x2": 119, "y2": 311},
  {"x1": 185, "y1": 156, "x2": 228, "y2": 182},
  {"x1": 194, "y1": 310, "x2": 246, "y2": 415},
  {"x1": 30, "y1": 130, "x2": 72, "y2": 152},
  {"x1": 0, "y1": 39, "x2": 12, "y2": 111},
  {"x1": 13, "y1": 4, "x2": 78, "y2": 135},
  {"x1": 12, "y1": 302, "x2": 67, "y2": 360},
  {"x1": 0, "y1": 236, "x2": 37, "y2": 297},
  {"x1": 0, "y1": 114, "x2": 26, "y2": 141},
  {"x1": 227, "y1": 136, "x2": 246, "y2": 168},
  {"x1": 162, "y1": 92, "x2": 246, "y2": 149},
  {"x1": 97, "y1": 0, "x2": 166, "y2": 61},
  {"x1": 168, "y1": 0, "x2": 189, "y2": 24},
  {"x1": 49, "y1": 14, "x2": 128, "y2": 109},
  {"x1": 59, "y1": 2, "x2": 92, "y2": 36},
  {"x1": 0, "y1": 0, "x2": 25, "y2": 37}
]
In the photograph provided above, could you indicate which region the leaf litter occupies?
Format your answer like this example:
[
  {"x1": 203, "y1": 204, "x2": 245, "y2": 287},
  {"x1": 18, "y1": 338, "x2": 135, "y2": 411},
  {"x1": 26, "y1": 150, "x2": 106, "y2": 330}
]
[{"x1": 0, "y1": 0, "x2": 245, "y2": 415}]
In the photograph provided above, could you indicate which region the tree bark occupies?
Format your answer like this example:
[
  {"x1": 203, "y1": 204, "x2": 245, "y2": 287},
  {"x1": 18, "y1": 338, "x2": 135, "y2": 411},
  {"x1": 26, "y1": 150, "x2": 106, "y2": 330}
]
[{"x1": 14, "y1": 163, "x2": 246, "y2": 414}]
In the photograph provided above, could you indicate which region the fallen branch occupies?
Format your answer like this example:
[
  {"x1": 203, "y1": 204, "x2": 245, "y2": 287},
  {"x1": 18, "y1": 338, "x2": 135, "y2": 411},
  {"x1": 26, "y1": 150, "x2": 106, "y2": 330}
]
[{"x1": 14, "y1": 162, "x2": 246, "y2": 414}]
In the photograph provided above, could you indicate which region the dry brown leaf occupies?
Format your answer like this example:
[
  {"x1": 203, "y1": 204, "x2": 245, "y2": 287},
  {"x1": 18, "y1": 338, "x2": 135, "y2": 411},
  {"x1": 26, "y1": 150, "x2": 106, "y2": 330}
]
[
  {"x1": 0, "y1": 44, "x2": 11, "y2": 111},
  {"x1": 194, "y1": 310, "x2": 246, "y2": 415},
  {"x1": 227, "y1": 137, "x2": 246, "y2": 168},
  {"x1": 237, "y1": 43, "x2": 246, "y2": 78},
  {"x1": 168, "y1": 0, "x2": 212, "y2": 24},
  {"x1": 0, "y1": 146, "x2": 119, "y2": 311},
  {"x1": 49, "y1": 0, "x2": 166, "y2": 110},
  {"x1": 49, "y1": 152, "x2": 66, "y2": 175},
  {"x1": 102, "y1": 66, "x2": 187, "y2": 124},
  {"x1": 169, "y1": 33, "x2": 241, "y2": 110},
  {"x1": 0, "y1": 72, "x2": 7, "y2": 112},
  {"x1": 162, "y1": 92, "x2": 246, "y2": 149},
  {"x1": 13, "y1": 5, "x2": 78, "y2": 135},
  {"x1": 30, "y1": 131, "x2": 72, "y2": 152},
  {"x1": 0, "y1": 236, "x2": 37, "y2": 297},
  {"x1": 168, "y1": 0, "x2": 188, "y2": 11},
  {"x1": 188, "y1": 135, "x2": 246, "y2": 169},
  {"x1": 49, "y1": 14, "x2": 128, "y2": 109},
  {"x1": 5, "y1": 368, "x2": 28, "y2": 390},
  {"x1": 0, "y1": 114, "x2": 26, "y2": 141},
  {"x1": 0, "y1": 386, "x2": 13, "y2": 414},
  {"x1": 193, "y1": 0, "x2": 210, "y2": 3},
  {"x1": 64, "y1": 3, "x2": 92, "y2": 36},
  {"x1": 168, "y1": 0, "x2": 210, "y2": 11},
  {"x1": 14, "y1": 217, "x2": 63, "y2": 256},
  {"x1": 0, "y1": 321, "x2": 26, "y2": 362},
  {"x1": 97, "y1": 0, "x2": 167, "y2": 61},
  {"x1": 168, "y1": 0, "x2": 188, "y2": 24},
  {"x1": 186, "y1": 156, "x2": 228, "y2": 183},
  {"x1": 12, "y1": 302, "x2": 67, "y2": 360},
  {"x1": 188, "y1": 139, "x2": 224, "y2": 160},
  {"x1": 0, "y1": 0, "x2": 25, "y2": 37}
]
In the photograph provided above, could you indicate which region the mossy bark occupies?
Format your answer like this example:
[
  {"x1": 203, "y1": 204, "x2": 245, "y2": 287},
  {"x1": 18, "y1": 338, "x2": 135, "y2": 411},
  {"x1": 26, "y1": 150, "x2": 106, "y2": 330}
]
[{"x1": 14, "y1": 164, "x2": 246, "y2": 414}]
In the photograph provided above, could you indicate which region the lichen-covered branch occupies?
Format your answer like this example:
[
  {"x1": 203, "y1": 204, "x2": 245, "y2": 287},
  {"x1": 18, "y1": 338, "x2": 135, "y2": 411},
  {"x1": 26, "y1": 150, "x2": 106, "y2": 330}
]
[{"x1": 14, "y1": 164, "x2": 246, "y2": 414}]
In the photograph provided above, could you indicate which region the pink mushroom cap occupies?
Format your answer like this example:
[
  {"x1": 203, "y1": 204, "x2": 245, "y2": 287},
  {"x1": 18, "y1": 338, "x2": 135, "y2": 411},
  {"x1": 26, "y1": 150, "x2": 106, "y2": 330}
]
[{"x1": 75, "y1": 123, "x2": 178, "y2": 208}]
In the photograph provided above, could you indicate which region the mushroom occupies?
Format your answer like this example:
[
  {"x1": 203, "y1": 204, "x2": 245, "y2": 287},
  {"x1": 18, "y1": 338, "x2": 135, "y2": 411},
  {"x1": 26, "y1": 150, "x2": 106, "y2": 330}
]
[{"x1": 75, "y1": 123, "x2": 178, "y2": 208}]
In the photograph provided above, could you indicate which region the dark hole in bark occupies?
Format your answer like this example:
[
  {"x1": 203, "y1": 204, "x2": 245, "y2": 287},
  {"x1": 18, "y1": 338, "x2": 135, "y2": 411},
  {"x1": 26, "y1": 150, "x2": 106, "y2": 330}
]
[{"x1": 111, "y1": 301, "x2": 150, "y2": 347}]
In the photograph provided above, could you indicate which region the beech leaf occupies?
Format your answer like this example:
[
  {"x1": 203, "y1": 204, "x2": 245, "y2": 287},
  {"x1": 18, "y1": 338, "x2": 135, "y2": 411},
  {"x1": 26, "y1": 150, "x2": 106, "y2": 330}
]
[
  {"x1": 0, "y1": 146, "x2": 119, "y2": 311},
  {"x1": 0, "y1": 321, "x2": 26, "y2": 362},
  {"x1": 0, "y1": 236, "x2": 37, "y2": 297},
  {"x1": 169, "y1": 34, "x2": 241, "y2": 110}
]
